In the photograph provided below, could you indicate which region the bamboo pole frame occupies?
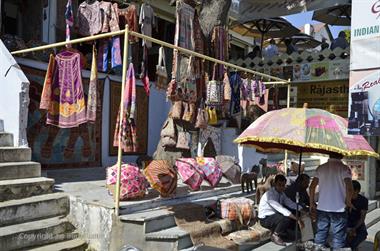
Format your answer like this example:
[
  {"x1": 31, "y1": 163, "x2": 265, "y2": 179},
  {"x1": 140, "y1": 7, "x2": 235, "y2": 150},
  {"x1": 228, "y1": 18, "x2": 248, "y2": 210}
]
[
  {"x1": 114, "y1": 25, "x2": 129, "y2": 216},
  {"x1": 11, "y1": 27, "x2": 292, "y2": 215}
]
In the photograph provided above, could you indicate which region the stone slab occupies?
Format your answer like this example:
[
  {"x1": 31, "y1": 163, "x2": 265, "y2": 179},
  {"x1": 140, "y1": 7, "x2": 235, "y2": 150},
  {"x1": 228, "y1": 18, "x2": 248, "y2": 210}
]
[
  {"x1": 365, "y1": 208, "x2": 380, "y2": 229},
  {"x1": 0, "y1": 147, "x2": 31, "y2": 162},
  {"x1": 0, "y1": 161, "x2": 41, "y2": 180},
  {"x1": 28, "y1": 238, "x2": 87, "y2": 251},
  {"x1": 0, "y1": 133, "x2": 13, "y2": 147},
  {"x1": 0, "y1": 193, "x2": 69, "y2": 227},
  {"x1": 0, "y1": 177, "x2": 54, "y2": 201}
]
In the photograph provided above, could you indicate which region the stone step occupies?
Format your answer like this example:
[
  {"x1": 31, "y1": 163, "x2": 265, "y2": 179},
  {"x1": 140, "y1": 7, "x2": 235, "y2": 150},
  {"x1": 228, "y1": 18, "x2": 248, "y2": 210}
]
[
  {"x1": 0, "y1": 161, "x2": 41, "y2": 180},
  {"x1": 0, "y1": 147, "x2": 31, "y2": 162},
  {"x1": 0, "y1": 216, "x2": 75, "y2": 250},
  {"x1": 0, "y1": 132, "x2": 13, "y2": 147},
  {"x1": 365, "y1": 208, "x2": 380, "y2": 229},
  {"x1": 368, "y1": 200, "x2": 378, "y2": 213},
  {"x1": 367, "y1": 220, "x2": 380, "y2": 242},
  {"x1": 0, "y1": 177, "x2": 54, "y2": 202},
  {"x1": 145, "y1": 226, "x2": 193, "y2": 250},
  {"x1": 0, "y1": 193, "x2": 69, "y2": 227},
  {"x1": 120, "y1": 208, "x2": 176, "y2": 234},
  {"x1": 27, "y1": 238, "x2": 88, "y2": 251}
]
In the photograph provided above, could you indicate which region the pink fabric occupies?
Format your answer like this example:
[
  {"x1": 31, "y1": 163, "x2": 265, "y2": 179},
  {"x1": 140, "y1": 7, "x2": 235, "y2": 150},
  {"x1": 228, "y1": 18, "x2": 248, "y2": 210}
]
[
  {"x1": 176, "y1": 158, "x2": 203, "y2": 191},
  {"x1": 106, "y1": 163, "x2": 148, "y2": 200},
  {"x1": 196, "y1": 157, "x2": 223, "y2": 187}
]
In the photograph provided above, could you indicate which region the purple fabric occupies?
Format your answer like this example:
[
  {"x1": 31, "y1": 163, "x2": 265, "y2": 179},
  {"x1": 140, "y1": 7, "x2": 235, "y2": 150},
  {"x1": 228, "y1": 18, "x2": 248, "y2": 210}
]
[
  {"x1": 47, "y1": 50, "x2": 87, "y2": 128},
  {"x1": 97, "y1": 37, "x2": 122, "y2": 72}
]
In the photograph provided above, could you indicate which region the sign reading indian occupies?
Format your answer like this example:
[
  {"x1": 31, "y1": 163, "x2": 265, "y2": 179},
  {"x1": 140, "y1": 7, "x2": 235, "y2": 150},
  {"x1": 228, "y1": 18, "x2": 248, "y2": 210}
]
[{"x1": 351, "y1": 0, "x2": 380, "y2": 70}]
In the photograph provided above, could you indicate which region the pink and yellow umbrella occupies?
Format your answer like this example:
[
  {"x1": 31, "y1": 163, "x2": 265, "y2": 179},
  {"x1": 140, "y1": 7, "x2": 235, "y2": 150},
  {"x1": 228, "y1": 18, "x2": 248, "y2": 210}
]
[{"x1": 234, "y1": 108, "x2": 379, "y2": 158}]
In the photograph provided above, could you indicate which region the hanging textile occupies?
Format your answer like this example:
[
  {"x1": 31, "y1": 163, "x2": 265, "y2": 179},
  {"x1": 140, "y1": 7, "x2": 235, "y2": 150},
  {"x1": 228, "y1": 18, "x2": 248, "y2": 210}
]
[
  {"x1": 167, "y1": 1, "x2": 196, "y2": 101},
  {"x1": 141, "y1": 46, "x2": 150, "y2": 96},
  {"x1": 40, "y1": 54, "x2": 56, "y2": 110},
  {"x1": 87, "y1": 45, "x2": 98, "y2": 122},
  {"x1": 139, "y1": 2, "x2": 155, "y2": 48},
  {"x1": 44, "y1": 50, "x2": 87, "y2": 128},
  {"x1": 64, "y1": 0, "x2": 74, "y2": 44},
  {"x1": 77, "y1": 0, "x2": 102, "y2": 36},
  {"x1": 118, "y1": 3, "x2": 139, "y2": 43},
  {"x1": 113, "y1": 63, "x2": 139, "y2": 153},
  {"x1": 211, "y1": 26, "x2": 229, "y2": 81},
  {"x1": 97, "y1": 1, "x2": 121, "y2": 72},
  {"x1": 198, "y1": 126, "x2": 222, "y2": 156},
  {"x1": 229, "y1": 72, "x2": 242, "y2": 115}
]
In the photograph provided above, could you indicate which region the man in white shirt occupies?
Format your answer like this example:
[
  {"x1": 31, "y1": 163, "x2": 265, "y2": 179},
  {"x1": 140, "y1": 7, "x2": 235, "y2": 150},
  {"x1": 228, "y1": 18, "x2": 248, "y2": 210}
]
[
  {"x1": 309, "y1": 153, "x2": 353, "y2": 250},
  {"x1": 263, "y1": 39, "x2": 279, "y2": 59},
  {"x1": 259, "y1": 174, "x2": 304, "y2": 246}
]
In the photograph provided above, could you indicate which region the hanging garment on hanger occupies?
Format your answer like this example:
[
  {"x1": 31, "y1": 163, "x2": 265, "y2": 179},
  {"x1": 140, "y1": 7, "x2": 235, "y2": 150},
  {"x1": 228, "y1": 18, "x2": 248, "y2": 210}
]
[
  {"x1": 176, "y1": 1, "x2": 195, "y2": 50},
  {"x1": 198, "y1": 125, "x2": 222, "y2": 156},
  {"x1": 44, "y1": 50, "x2": 87, "y2": 128},
  {"x1": 64, "y1": 0, "x2": 74, "y2": 44},
  {"x1": 40, "y1": 54, "x2": 56, "y2": 110},
  {"x1": 211, "y1": 26, "x2": 228, "y2": 81},
  {"x1": 117, "y1": 3, "x2": 139, "y2": 43},
  {"x1": 229, "y1": 72, "x2": 241, "y2": 115},
  {"x1": 77, "y1": 0, "x2": 102, "y2": 36},
  {"x1": 113, "y1": 63, "x2": 139, "y2": 153},
  {"x1": 141, "y1": 45, "x2": 150, "y2": 96},
  {"x1": 87, "y1": 45, "x2": 98, "y2": 122},
  {"x1": 97, "y1": 37, "x2": 122, "y2": 72},
  {"x1": 139, "y1": 3, "x2": 155, "y2": 48}
]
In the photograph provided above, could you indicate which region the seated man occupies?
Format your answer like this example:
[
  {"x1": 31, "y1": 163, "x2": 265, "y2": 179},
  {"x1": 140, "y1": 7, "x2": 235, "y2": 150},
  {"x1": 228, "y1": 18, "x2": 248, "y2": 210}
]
[
  {"x1": 285, "y1": 173, "x2": 310, "y2": 210},
  {"x1": 347, "y1": 180, "x2": 368, "y2": 250},
  {"x1": 258, "y1": 174, "x2": 304, "y2": 246}
]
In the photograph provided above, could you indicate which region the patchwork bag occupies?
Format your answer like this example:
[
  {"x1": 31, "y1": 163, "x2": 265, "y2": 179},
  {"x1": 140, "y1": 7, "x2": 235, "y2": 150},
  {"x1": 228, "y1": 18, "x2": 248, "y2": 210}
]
[
  {"x1": 176, "y1": 131, "x2": 191, "y2": 150},
  {"x1": 155, "y1": 46, "x2": 168, "y2": 90},
  {"x1": 196, "y1": 157, "x2": 223, "y2": 187},
  {"x1": 160, "y1": 118, "x2": 177, "y2": 148},
  {"x1": 195, "y1": 107, "x2": 209, "y2": 129},
  {"x1": 206, "y1": 80, "x2": 224, "y2": 106},
  {"x1": 143, "y1": 160, "x2": 177, "y2": 197},
  {"x1": 106, "y1": 163, "x2": 148, "y2": 200},
  {"x1": 175, "y1": 158, "x2": 203, "y2": 191},
  {"x1": 215, "y1": 155, "x2": 242, "y2": 184},
  {"x1": 223, "y1": 72, "x2": 231, "y2": 101},
  {"x1": 218, "y1": 198, "x2": 254, "y2": 225}
]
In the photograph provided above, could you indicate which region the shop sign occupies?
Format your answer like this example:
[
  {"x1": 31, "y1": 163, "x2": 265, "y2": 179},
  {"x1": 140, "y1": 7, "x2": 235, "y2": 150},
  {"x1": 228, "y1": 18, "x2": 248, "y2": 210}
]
[
  {"x1": 351, "y1": 0, "x2": 380, "y2": 70},
  {"x1": 297, "y1": 81, "x2": 349, "y2": 118},
  {"x1": 292, "y1": 61, "x2": 349, "y2": 82},
  {"x1": 348, "y1": 69, "x2": 380, "y2": 135}
]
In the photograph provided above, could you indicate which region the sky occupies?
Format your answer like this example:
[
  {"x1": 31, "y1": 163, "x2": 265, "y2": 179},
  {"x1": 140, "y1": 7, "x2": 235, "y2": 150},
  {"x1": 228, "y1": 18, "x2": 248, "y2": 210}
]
[{"x1": 284, "y1": 11, "x2": 349, "y2": 38}]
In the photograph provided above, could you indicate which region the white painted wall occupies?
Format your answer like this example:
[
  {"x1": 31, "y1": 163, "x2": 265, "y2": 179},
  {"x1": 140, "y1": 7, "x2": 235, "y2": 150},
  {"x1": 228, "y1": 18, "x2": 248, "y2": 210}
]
[{"x1": 0, "y1": 40, "x2": 30, "y2": 146}]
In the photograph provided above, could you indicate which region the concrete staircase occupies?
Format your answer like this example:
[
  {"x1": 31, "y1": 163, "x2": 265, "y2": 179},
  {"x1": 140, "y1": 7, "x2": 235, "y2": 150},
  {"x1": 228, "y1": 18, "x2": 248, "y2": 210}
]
[
  {"x1": 0, "y1": 131, "x2": 87, "y2": 251},
  {"x1": 119, "y1": 189, "x2": 268, "y2": 251}
]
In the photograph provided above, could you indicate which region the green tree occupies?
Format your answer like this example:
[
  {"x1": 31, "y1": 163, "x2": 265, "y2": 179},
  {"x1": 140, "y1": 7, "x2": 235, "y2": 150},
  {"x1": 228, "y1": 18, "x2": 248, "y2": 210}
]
[{"x1": 344, "y1": 29, "x2": 351, "y2": 43}]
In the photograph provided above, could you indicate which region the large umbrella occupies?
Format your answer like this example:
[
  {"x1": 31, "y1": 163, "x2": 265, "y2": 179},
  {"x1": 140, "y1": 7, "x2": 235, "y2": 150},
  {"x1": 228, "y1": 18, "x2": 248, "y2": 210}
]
[
  {"x1": 234, "y1": 107, "x2": 378, "y2": 159},
  {"x1": 234, "y1": 107, "x2": 378, "y2": 244},
  {"x1": 312, "y1": 4, "x2": 351, "y2": 26},
  {"x1": 230, "y1": 17, "x2": 300, "y2": 54}
]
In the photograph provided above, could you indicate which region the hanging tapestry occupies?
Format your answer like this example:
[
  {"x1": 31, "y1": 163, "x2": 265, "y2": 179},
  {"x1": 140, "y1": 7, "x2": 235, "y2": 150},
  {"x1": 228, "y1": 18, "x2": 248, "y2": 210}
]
[
  {"x1": 22, "y1": 65, "x2": 103, "y2": 168},
  {"x1": 109, "y1": 80, "x2": 149, "y2": 156}
]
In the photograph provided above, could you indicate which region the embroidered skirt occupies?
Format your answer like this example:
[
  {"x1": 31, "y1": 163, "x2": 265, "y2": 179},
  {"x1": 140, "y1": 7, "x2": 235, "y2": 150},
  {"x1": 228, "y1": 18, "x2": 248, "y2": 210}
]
[{"x1": 46, "y1": 51, "x2": 87, "y2": 128}]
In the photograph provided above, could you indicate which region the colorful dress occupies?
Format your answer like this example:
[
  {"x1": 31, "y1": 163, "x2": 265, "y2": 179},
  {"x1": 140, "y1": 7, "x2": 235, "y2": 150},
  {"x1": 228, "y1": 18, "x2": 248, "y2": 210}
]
[
  {"x1": 46, "y1": 50, "x2": 87, "y2": 128},
  {"x1": 113, "y1": 63, "x2": 138, "y2": 153}
]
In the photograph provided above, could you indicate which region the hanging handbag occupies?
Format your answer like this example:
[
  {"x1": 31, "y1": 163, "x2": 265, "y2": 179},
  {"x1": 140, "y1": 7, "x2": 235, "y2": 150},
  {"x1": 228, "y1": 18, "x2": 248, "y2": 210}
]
[
  {"x1": 156, "y1": 46, "x2": 168, "y2": 90},
  {"x1": 223, "y1": 72, "x2": 231, "y2": 101},
  {"x1": 206, "y1": 65, "x2": 224, "y2": 105},
  {"x1": 176, "y1": 130, "x2": 191, "y2": 150},
  {"x1": 182, "y1": 102, "x2": 196, "y2": 123},
  {"x1": 161, "y1": 118, "x2": 177, "y2": 148},
  {"x1": 207, "y1": 107, "x2": 218, "y2": 125}
]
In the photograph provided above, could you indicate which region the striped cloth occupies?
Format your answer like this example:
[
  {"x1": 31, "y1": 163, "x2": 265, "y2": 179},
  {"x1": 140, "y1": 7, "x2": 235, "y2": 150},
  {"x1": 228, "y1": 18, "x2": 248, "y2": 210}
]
[{"x1": 143, "y1": 160, "x2": 177, "y2": 197}]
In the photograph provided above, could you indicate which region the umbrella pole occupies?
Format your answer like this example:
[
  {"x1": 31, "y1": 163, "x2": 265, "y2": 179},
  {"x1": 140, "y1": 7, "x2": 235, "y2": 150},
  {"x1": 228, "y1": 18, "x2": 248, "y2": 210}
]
[
  {"x1": 260, "y1": 32, "x2": 264, "y2": 57},
  {"x1": 295, "y1": 149, "x2": 303, "y2": 249}
]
